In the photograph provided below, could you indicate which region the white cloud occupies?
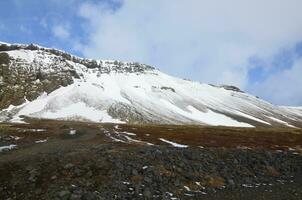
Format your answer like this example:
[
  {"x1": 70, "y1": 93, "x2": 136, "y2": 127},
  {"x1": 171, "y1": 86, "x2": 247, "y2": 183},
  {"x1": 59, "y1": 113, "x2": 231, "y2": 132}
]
[
  {"x1": 250, "y1": 58, "x2": 302, "y2": 106},
  {"x1": 77, "y1": 0, "x2": 302, "y2": 104},
  {"x1": 52, "y1": 24, "x2": 70, "y2": 40}
]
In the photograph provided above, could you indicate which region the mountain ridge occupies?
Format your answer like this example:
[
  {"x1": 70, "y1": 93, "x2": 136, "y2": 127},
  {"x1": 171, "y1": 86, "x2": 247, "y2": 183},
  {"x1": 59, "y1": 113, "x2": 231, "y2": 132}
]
[{"x1": 0, "y1": 42, "x2": 302, "y2": 128}]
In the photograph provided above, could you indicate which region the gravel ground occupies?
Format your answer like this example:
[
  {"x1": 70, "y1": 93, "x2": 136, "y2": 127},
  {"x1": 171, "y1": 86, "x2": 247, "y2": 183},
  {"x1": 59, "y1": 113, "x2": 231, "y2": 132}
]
[
  {"x1": 0, "y1": 121, "x2": 302, "y2": 200},
  {"x1": 0, "y1": 145, "x2": 302, "y2": 200}
]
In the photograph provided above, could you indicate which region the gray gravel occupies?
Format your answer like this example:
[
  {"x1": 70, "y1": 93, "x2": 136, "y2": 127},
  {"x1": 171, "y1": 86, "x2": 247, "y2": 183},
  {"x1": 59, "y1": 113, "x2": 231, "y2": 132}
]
[{"x1": 0, "y1": 145, "x2": 301, "y2": 200}]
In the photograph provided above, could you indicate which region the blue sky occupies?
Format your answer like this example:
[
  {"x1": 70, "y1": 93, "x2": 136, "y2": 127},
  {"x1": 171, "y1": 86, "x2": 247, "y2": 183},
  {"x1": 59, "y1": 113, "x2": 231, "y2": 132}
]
[
  {"x1": 0, "y1": 0, "x2": 88, "y2": 54},
  {"x1": 1, "y1": 0, "x2": 302, "y2": 106}
]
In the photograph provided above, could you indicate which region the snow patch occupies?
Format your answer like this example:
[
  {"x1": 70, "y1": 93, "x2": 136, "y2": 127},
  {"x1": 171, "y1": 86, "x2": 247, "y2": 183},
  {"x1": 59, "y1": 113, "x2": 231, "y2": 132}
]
[
  {"x1": 6, "y1": 135, "x2": 22, "y2": 140},
  {"x1": 122, "y1": 131, "x2": 136, "y2": 136},
  {"x1": 159, "y1": 138, "x2": 188, "y2": 148},
  {"x1": 123, "y1": 135, "x2": 154, "y2": 146},
  {"x1": 268, "y1": 116, "x2": 297, "y2": 128},
  {"x1": 10, "y1": 83, "x2": 125, "y2": 124},
  {"x1": 69, "y1": 129, "x2": 77, "y2": 135},
  {"x1": 233, "y1": 111, "x2": 271, "y2": 125},
  {"x1": 184, "y1": 186, "x2": 191, "y2": 191},
  {"x1": 0, "y1": 144, "x2": 17, "y2": 152},
  {"x1": 35, "y1": 139, "x2": 48, "y2": 143},
  {"x1": 187, "y1": 106, "x2": 254, "y2": 127},
  {"x1": 0, "y1": 41, "x2": 11, "y2": 45},
  {"x1": 160, "y1": 100, "x2": 253, "y2": 127},
  {"x1": 18, "y1": 129, "x2": 46, "y2": 132}
]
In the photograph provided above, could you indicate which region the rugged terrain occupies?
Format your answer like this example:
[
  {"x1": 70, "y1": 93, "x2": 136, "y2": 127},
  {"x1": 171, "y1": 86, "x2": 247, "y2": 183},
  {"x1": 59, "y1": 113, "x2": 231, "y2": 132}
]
[
  {"x1": 1, "y1": 42, "x2": 302, "y2": 199},
  {"x1": 0, "y1": 119, "x2": 302, "y2": 199},
  {"x1": 1, "y1": 42, "x2": 302, "y2": 127}
]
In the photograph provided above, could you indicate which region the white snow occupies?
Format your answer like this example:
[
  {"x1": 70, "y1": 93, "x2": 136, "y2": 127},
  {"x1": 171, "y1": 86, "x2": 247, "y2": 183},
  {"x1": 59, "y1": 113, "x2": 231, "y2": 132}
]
[
  {"x1": 122, "y1": 131, "x2": 136, "y2": 136},
  {"x1": 18, "y1": 129, "x2": 46, "y2": 132},
  {"x1": 34, "y1": 129, "x2": 46, "y2": 132},
  {"x1": 242, "y1": 184, "x2": 254, "y2": 188},
  {"x1": 43, "y1": 102, "x2": 111, "y2": 122},
  {"x1": 114, "y1": 125, "x2": 121, "y2": 130},
  {"x1": 159, "y1": 138, "x2": 188, "y2": 148},
  {"x1": 268, "y1": 116, "x2": 297, "y2": 128},
  {"x1": 123, "y1": 135, "x2": 154, "y2": 146},
  {"x1": 165, "y1": 192, "x2": 174, "y2": 197},
  {"x1": 10, "y1": 83, "x2": 125, "y2": 124},
  {"x1": 0, "y1": 41, "x2": 11, "y2": 45},
  {"x1": 10, "y1": 136, "x2": 22, "y2": 140},
  {"x1": 184, "y1": 186, "x2": 191, "y2": 191},
  {"x1": 30, "y1": 129, "x2": 46, "y2": 132},
  {"x1": 0, "y1": 144, "x2": 17, "y2": 152},
  {"x1": 69, "y1": 129, "x2": 77, "y2": 135},
  {"x1": 35, "y1": 139, "x2": 48, "y2": 143},
  {"x1": 233, "y1": 111, "x2": 271, "y2": 125},
  {"x1": 3, "y1": 105, "x2": 17, "y2": 112},
  {"x1": 159, "y1": 100, "x2": 253, "y2": 127},
  {"x1": 187, "y1": 105, "x2": 254, "y2": 127},
  {"x1": 7, "y1": 50, "x2": 37, "y2": 63},
  {"x1": 108, "y1": 135, "x2": 125, "y2": 143},
  {"x1": 123, "y1": 135, "x2": 142, "y2": 143}
]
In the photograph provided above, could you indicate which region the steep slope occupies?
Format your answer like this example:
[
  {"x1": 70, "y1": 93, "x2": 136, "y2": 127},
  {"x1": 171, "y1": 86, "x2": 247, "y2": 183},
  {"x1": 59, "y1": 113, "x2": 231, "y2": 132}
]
[{"x1": 0, "y1": 42, "x2": 302, "y2": 127}]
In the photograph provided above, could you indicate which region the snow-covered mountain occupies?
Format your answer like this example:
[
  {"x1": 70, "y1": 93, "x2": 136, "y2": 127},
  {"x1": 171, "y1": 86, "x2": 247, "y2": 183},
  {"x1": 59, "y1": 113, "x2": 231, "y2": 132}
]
[{"x1": 1, "y1": 42, "x2": 302, "y2": 127}]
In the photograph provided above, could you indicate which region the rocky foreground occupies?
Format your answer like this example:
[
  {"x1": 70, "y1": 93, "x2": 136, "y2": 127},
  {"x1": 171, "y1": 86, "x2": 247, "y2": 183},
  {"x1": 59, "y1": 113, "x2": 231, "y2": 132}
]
[{"x1": 0, "y1": 120, "x2": 302, "y2": 200}]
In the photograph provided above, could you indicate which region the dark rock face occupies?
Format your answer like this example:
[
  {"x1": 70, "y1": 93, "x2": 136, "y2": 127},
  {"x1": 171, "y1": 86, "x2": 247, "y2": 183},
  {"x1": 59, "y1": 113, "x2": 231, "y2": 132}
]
[
  {"x1": 0, "y1": 51, "x2": 78, "y2": 109},
  {"x1": 108, "y1": 103, "x2": 158, "y2": 124},
  {"x1": 0, "y1": 53, "x2": 10, "y2": 103},
  {"x1": 219, "y1": 85, "x2": 244, "y2": 93}
]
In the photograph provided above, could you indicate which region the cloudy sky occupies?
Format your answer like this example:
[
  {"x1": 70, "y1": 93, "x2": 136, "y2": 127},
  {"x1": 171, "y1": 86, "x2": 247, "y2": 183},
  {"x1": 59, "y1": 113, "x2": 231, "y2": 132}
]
[{"x1": 1, "y1": 0, "x2": 302, "y2": 106}]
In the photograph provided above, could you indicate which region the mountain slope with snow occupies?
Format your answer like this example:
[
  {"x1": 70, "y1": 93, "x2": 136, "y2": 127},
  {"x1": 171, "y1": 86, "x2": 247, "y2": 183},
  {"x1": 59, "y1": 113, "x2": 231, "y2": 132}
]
[{"x1": 0, "y1": 42, "x2": 302, "y2": 127}]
